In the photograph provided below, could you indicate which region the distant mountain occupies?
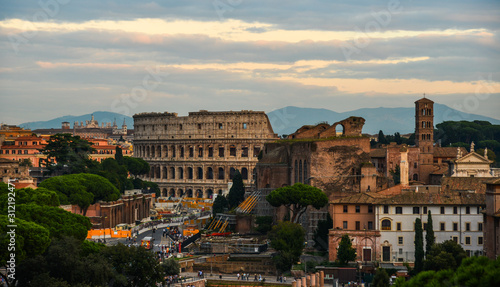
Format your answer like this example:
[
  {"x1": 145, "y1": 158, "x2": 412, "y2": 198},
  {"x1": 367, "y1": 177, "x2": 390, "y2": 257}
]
[
  {"x1": 20, "y1": 111, "x2": 134, "y2": 130},
  {"x1": 267, "y1": 104, "x2": 500, "y2": 135}
]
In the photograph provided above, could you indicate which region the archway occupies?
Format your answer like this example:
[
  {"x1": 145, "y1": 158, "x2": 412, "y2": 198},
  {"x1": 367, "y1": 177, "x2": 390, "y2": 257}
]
[{"x1": 334, "y1": 124, "x2": 345, "y2": 136}]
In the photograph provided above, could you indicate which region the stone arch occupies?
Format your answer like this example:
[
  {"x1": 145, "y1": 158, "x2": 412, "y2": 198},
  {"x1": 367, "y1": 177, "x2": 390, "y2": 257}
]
[
  {"x1": 162, "y1": 145, "x2": 168, "y2": 158},
  {"x1": 179, "y1": 146, "x2": 184, "y2": 158},
  {"x1": 178, "y1": 167, "x2": 184, "y2": 179},
  {"x1": 162, "y1": 166, "x2": 168, "y2": 179},
  {"x1": 229, "y1": 167, "x2": 236, "y2": 180},
  {"x1": 334, "y1": 123, "x2": 345, "y2": 136},
  {"x1": 196, "y1": 189, "x2": 203, "y2": 198},
  {"x1": 151, "y1": 146, "x2": 155, "y2": 157},
  {"x1": 241, "y1": 167, "x2": 248, "y2": 180},
  {"x1": 169, "y1": 188, "x2": 175, "y2": 197},
  {"x1": 162, "y1": 188, "x2": 168, "y2": 197},
  {"x1": 207, "y1": 167, "x2": 214, "y2": 179},
  {"x1": 170, "y1": 167, "x2": 176, "y2": 179},
  {"x1": 206, "y1": 189, "x2": 214, "y2": 199},
  {"x1": 188, "y1": 167, "x2": 193, "y2": 179},
  {"x1": 197, "y1": 167, "x2": 203, "y2": 179},
  {"x1": 413, "y1": 173, "x2": 419, "y2": 181},
  {"x1": 218, "y1": 167, "x2": 225, "y2": 180},
  {"x1": 146, "y1": 146, "x2": 150, "y2": 157},
  {"x1": 187, "y1": 189, "x2": 193, "y2": 197},
  {"x1": 381, "y1": 218, "x2": 392, "y2": 231}
]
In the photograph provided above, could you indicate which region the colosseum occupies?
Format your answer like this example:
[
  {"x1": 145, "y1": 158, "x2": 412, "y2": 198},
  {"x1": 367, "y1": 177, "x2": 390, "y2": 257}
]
[{"x1": 133, "y1": 110, "x2": 278, "y2": 198}]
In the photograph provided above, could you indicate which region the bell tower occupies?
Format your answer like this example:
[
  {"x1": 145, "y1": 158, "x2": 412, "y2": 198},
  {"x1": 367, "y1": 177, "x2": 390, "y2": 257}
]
[{"x1": 415, "y1": 96, "x2": 434, "y2": 184}]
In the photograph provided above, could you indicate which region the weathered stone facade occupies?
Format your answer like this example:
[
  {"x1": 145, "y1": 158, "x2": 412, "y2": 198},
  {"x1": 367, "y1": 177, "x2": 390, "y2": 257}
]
[{"x1": 133, "y1": 110, "x2": 278, "y2": 198}]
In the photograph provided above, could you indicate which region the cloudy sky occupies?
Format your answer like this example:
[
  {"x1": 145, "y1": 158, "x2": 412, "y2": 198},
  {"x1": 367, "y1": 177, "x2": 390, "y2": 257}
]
[{"x1": 0, "y1": 0, "x2": 499, "y2": 125}]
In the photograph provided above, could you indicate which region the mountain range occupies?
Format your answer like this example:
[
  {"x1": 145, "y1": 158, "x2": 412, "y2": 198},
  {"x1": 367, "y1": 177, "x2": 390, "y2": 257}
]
[{"x1": 19, "y1": 104, "x2": 500, "y2": 135}]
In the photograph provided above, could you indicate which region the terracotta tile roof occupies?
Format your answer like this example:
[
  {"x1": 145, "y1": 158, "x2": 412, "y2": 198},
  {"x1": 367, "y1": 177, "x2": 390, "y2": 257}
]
[
  {"x1": 441, "y1": 177, "x2": 489, "y2": 193},
  {"x1": 434, "y1": 147, "x2": 466, "y2": 158},
  {"x1": 430, "y1": 165, "x2": 449, "y2": 175},
  {"x1": 377, "y1": 185, "x2": 403, "y2": 196},
  {"x1": 12, "y1": 182, "x2": 36, "y2": 189},
  {"x1": 332, "y1": 192, "x2": 388, "y2": 204},
  {"x1": 370, "y1": 149, "x2": 386, "y2": 158},
  {"x1": 376, "y1": 191, "x2": 485, "y2": 206}
]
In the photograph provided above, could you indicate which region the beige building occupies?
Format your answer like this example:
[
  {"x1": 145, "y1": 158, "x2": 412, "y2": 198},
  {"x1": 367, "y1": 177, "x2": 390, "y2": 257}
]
[
  {"x1": 450, "y1": 143, "x2": 494, "y2": 177},
  {"x1": 133, "y1": 110, "x2": 278, "y2": 198}
]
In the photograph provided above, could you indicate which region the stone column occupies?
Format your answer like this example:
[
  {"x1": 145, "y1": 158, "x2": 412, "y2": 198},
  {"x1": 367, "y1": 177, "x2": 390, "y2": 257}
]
[
  {"x1": 320, "y1": 271, "x2": 324, "y2": 287},
  {"x1": 292, "y1": 280, "x2": 297, "y2": 287},
  {"x1": 306, "y1": 275, "x2": 311, "y2": 287},
  {"x1": 311, "y1": 274, "x2": 316, "y2": 287},
  {"x1": 295, "y1": 278, "x2": 301, "y2": 287},
  {"x1": 302, "y1": 276, "x2": 307, "y2": 287}
]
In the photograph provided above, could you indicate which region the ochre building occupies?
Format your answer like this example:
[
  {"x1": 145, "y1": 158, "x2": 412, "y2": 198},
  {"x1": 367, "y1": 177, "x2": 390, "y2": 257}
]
[{"x1": 133, "y1": 110, "x2": 278, "y2": 198}]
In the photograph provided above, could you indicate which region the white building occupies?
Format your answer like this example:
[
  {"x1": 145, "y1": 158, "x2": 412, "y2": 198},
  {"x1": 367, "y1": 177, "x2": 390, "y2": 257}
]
[
  {"x1": 375, "y1": 191, "x2": 485, "y2": 263},
  {"x1": 450, "y1": 143, "x2": 494, "y2": 178}
]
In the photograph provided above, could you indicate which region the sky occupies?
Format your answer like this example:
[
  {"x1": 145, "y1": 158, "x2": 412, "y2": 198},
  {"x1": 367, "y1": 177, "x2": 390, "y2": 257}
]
[{"x1": 0, "y1": 0, "x2": 499, "y2": 125}]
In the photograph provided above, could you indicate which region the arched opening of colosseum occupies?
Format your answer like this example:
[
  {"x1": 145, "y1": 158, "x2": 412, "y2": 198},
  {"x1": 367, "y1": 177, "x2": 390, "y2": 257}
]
[
  {"x1": 177, "y1": 189, "x2": 184, "y2": 197},
  {"x1": 241, "y1": 145, "x2": 248, "y2": 157},
  {"x1": 155, "y1": 166, "x2": 161, "y2": 179},
  {"x1": 157, "y1": 146, "x2": 161, "y2": 158},
  {"x1": 198, "y1": 145, "x2": 203, "y2": 157},
  {"x1": 196, "y1": 189, "x2": 203, "y2": 198},
  {"x1": 170, "y1": 167, "x2": 176, "y2": 179},
  {"x1": 206, "y1": 189, "x2": 213, "y2": 199},
  {"x1": 146, "y1": 146, "x2": 150, "y2": 157},
  {"x1": 229, "y1": 168, "x2": 236, "y2": 180},
  {"x1": 162, "y1": 167, "x2": 168, "y2": 179},
  {"x1": 151, "y1": 146, "x2": 155, "y2": 157},
  {"x1": 218, "y1": 146, "x2": 224, "y2": 157},
  {"x1": 207, "y1": 167, "x2": 214, "y2": 179},
  {"x1": 169, "y1": 188, "x2": 175, "y2": 197},
  {"x1": 188, "y1": 167, "x2": 193, "y2": 179},
  {"x1": 178, "y1": 167, "x2": 184, "y2": 179},
  {"x1": 189, "y1": 146, "x2": 194, "y2": 157},
  {"x1": 241, "y1": 168, "x2": 248, "y2": 180},
  {"x1": 187, "y1": 189, "x2": 193, "y2": 197},
  {"x1": 197, "y1": 167, "x2": 203, "y2": 179},
  {"x1": 162, "y1": 188, "x2": 168, "y2": 197},
  {"x1": 334, "y1": 124, "x2": 345, "y2": 136},
  {"x1": 162, "y1": 145, "x2": 168, "y2": 157},
  {"x1": 208, "y1": 145, "x2": 213, "y2": 157},
  {"x1": 180, "y1": 146, "x2": 184, "y2": 157},
  {"x1": 218, "y1": 167, "x2": 225, "y2": 180},
  {"x1": 229, "y1": 145, "x2": 236, "y2": 157},
  {"x1": 171, "y1": 145, "x2": 176, "y2": 157}
]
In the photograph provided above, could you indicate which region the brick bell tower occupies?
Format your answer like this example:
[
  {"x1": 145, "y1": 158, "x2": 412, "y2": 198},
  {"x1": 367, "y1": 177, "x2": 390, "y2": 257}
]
[{"x1": 415, "y1": 96, "x2": 434, "y2": 184}]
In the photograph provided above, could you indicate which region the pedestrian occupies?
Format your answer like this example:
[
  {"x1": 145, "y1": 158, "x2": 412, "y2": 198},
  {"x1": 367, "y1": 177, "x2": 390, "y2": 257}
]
[
  {"x1": 284, "y1": 276, "x2": 286, "y2": 282},
  {"x1": 219, "y1": 273, "x2": 222, "y2": 280}
]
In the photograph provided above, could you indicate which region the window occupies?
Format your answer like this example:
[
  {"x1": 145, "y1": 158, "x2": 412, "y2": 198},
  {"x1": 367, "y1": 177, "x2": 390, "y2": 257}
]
[
  {"x1": 478, "y1": 237, "x2": 483, "y2": 245},
  {"x1": 440, "y1": 222, "x2": 445, "y2": 231},
  {"x1": 465, "y1": 236, "x2": 471, "y2": 245},
  {"x1": 477, "y1": 206, "x2": 481, "y2": 214},
  {"x1": 466, "y1": 206, "x2": 470, "y2": 214},
  {"x1": 465, "y1": 222, "x2": 470, "y2": 231},
  {"x1": 397, "y1": 222, "x2": 402, "y2": 231},
  {"x1": 208, "y1": 146, "x2": 213, "y2": 157},
  {"x1": 241, "y1": 145, "x2": 248, "y2": 157},
  {"x1": 398, "y1": 237, "x2": 403, "y2": 245},
  {"x1": 478, "y1": 222, "x2": 483, "y2": 231},
  {"x1": 384, "y1": 205, "x2": 389, "y2": 214},
  {"x1": 368, "y1": 205, "x2": 373, "y2": 213},
  {"x1": 382, "y1": 219, "x2": 391, "y2": 230},
  {"x1": 453, "y1": 206, "x2": 458, "y2": 214},
  {"x1": 440, "y1": 206, "x2": 445, "y2": 214},
  {"x1": 218, "y1": 146, "x2": 224, "y2": 157},
  {"x1": 243, "y1": 123, "x2": 247, "y2": 129},
  {"x1": 423, "y1": 206, "x2": 427, "y2": 214},
  {"x1": 198, "y1": 123, "x2": 202, "y2": 129},
  {"x1": 413, "y1": 207, "x2": 420, "y2": 214},
  {"x1": 356, "y1": 206, "x2": 360, "y2": 213},
  {"x1": 343, "y1": 221, "x2": 348, "y2": 229},
  {"x1": 229, "y1": 145, "x2": 236, "y2": 156},
  {"x1": 452, "y1": 236, "x2": 458, "y2": 243},
  {"x1": 343, "y1": 205, "x2": 348, "y2": 213},
  {"x1": 396, "y1": 207, "x2": 403, "y2": 214},
  {"x1": 218, "y1": 123, "x2": 223, "y2": 129},
  {"x1": 368, "y1": 221, "x2": 373, "y2": 230},
  {"x1": 453, "y1": 222, "x2": 458, "y2": 231},
  {"x1": 356, "y1": 221, "x2": 360, "y2": 230},
  {"x1": 189, "y1": 146, "x2": 194, "y2": 157}
]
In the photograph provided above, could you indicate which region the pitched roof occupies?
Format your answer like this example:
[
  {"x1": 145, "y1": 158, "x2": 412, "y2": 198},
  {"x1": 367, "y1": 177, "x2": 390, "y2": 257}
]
[
  {"x1": 376, "y1": 191, "x2": 485, "y2": 205},
  {"x1": 441, "y1": 177, "x2": 489, "y2": 193},
  {"x1": 370, "y1": 149, "x2": 386, "y2": 158},
  {"x1": 332, "y1": 192, "x2": 388, "y2": 204},
  {"x1": 433, "y1": 147, "x2": 467, "y2": 158}
]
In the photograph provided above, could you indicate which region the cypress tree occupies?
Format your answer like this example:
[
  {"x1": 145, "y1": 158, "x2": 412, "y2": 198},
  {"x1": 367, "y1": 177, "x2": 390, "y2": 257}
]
[
  {"x1": 414, "y1": 218, "x2": 424, "y2": 273},
  {"x1": 425, "y1": 211, "x2": 435, "y2": 255}
]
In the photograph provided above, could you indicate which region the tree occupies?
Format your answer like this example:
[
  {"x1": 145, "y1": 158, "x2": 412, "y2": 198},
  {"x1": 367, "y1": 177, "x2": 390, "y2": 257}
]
[
  {"x1": 266, "y1": 183, "x2": 328, "y2": 223},
  {"x1": 423, "y1": 240, "x2": 467, "y2": 271},
  {"x1": 227, "y1": 170, "x2": 245, "y2": 209},
  {"x1": 39, "y1": 173, "x2": 120, "y2": 215},
  {"x1": 373, "y1": 268, "x2": 390, "y2": 287},
  {"x1": 313, "y1": 213, "x2": 333, "y2": 251},
  {"x1": 41, "y1": 133, "x2": 97, "y2": 174},
  {"x1": 269, "y1": 221, "x2": 305, "y2": 272},
  {"x1": 124, "y1": 156, "x2": 150, "y2": 178},
  {"x1": 212, "y1": 195, "x2": 228, "y2": 217},
  {"x1": 255, "y1": 216, "x2": 273, "y2": 234},
  {"x1": 378, "y1": 130, "x2": 388, "y2": 145},
  {"x1": 425, "y1": 211, "x2": 435, "y2": 255},
  {"x1": 115, "y1": 145, "x2": 124, "y2": 165},
  {"x1": 336, "y1": 234, "x2": 356, "y2": 265},
  {"x1": 414, "y1": 218, "x2": 424, "y2": 274},
  {"x1": 161, "y1": 257, "x2": 181, "y2": 276}
]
